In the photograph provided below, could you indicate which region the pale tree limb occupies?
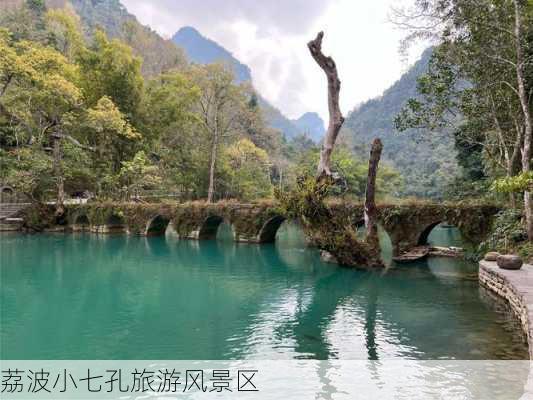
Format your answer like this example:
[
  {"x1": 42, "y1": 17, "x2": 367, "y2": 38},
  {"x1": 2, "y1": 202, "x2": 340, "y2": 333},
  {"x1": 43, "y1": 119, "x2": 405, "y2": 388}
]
[
  {"x1": 51, "y1": 132, "x2": 65, "y2": 217},
  {"x1": 308, "y1": 31, "x2": 345, "y2": 178},
  {"x1": 55, "y1": 133, "x2": 95, "y2": 152}
]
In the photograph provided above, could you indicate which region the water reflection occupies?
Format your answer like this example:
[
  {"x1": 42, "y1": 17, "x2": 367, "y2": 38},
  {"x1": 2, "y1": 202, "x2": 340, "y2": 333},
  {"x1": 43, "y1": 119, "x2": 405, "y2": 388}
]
[{"x1": 0, "y1": 225, "x2": 528, "y2": 360}]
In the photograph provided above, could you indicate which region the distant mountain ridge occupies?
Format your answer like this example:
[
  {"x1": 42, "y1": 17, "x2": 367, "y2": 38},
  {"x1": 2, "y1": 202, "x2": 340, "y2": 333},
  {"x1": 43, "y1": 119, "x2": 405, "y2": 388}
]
[
  {"x1": 292, "y1": 112, "x2": 325, "y2": 143},
  {"x1": 172, "y1": 25, "x2": 324, "y2": 142},
  {"x1": 172, "y1": 26, "x2": 251, "y2": 83}
]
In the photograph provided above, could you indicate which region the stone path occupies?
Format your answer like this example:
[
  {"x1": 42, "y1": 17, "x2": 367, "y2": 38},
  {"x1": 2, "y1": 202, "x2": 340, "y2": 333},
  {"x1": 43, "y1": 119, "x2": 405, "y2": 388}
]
[
  {"x1": 479, "y1": 260, "x2": 533, "y2": 399},
  {"x1": 0, "y1": 203, "x2": 28, "y2": 231}
]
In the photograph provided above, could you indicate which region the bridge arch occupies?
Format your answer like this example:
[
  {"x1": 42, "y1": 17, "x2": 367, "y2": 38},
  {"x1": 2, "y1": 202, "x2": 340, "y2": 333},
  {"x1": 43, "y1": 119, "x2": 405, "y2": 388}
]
[
  {"x1": 106, "y1": 214, "x2": 127, "y2": 233},
  {"x1": 145, "y1": 215, "x2": 170, "y2": 236},
  {"x1": 417, "y1": 220, "x2": 466, "y2": 249},
  {"x1": 0, "y1": 186, "x2": 14, "y2": 203},
  {"x1": 258, "y1": 215, "x2": 286, "y2": 243},
  {"x1": 73, "y1": 214, "x2": 90, "y2": 231},
  {"x1": 198, "y1": 215, "x2": 227, "y2": 240},
  {"x1": 417, "y1": 221, "x2": 443, "y2": 246}
]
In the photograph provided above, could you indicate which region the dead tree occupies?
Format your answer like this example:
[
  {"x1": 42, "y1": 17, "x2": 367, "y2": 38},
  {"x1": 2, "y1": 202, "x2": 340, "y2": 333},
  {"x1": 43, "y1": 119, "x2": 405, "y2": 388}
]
[
  {"x1": 364, "y1": 138, "x2": 383, "y2": 250},
  {"x1": 307, "y1": 31, "x2": 344, "y2": 179}
]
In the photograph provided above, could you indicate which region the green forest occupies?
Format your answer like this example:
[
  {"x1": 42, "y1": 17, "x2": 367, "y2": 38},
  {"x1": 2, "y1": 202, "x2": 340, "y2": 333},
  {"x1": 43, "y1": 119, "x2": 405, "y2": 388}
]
[
  {"x1": 0, "y1": 0, "x2": 401, "y2": 205},
  {"x1": 0, "y1": 0, "x2": 532, "y2": 260}
]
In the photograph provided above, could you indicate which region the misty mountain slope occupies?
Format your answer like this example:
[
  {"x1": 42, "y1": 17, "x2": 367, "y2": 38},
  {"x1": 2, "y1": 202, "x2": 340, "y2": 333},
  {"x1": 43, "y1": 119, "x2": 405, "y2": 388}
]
[
  {"x1": 172, "y1": 26, "x2": 252, "y2": 83},
  {"x1": 293, "y1": 112, "x2": 325, "y2": 143},
  {"x1": 73, "y1": 0, "x2": 188, "y2": 76},
  {"x1": 2, "y1": 0, "x2": 188, "y2": 76},
  {"x1": 172, "y1": 25, "x2": 325, "y2": 142},
  {"x1": 342, "y1": 48, "x2": 460, "y2": 199}
]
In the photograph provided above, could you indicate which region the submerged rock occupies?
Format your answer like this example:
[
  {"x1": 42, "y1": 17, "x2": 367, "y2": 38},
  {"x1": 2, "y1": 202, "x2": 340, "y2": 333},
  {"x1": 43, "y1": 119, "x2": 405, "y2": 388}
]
[
  {"x1": 497, "y1": 254, "x2": 523, "y2": 270},
  {"x1": 320, "y1": 250, "x2": 338, "y2": 264}
]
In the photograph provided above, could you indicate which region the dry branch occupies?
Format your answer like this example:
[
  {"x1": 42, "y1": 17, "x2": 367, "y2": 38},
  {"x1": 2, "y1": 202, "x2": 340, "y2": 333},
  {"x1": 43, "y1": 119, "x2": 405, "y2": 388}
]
[{"x1": 307, "y1": 31, "x2": 344, "y2": 178}]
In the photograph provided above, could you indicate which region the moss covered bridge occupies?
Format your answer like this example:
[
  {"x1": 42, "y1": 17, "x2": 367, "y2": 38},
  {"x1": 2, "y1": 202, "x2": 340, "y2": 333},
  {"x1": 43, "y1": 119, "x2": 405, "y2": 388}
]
[{"x1": 55, "y1": 201, "x2": 500, "y2": 257}]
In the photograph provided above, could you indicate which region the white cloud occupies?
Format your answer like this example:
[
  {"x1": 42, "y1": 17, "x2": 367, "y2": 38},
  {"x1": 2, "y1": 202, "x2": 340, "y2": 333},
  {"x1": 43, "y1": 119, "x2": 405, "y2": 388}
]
[{"x1": 120, "y1": 0, "x2": 426, "y2": 121}]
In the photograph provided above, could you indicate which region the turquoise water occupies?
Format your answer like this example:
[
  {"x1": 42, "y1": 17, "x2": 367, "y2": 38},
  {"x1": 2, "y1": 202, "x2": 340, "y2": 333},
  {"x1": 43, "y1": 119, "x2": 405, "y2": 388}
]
[{"x1": 0, "y1": 224, "x2": 528, "y2": 360}]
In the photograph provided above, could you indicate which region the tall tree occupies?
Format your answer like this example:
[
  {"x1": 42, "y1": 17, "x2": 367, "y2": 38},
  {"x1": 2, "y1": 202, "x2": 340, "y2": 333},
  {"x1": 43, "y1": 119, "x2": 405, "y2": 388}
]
[
  {"x1": 513, "y1": 0, "x2": 532, "y2": 240},
  {"x1": 0, "y1": 33, "x2": 83, "y2": 214},
  {"x1": 85, "y1": 96, "x2": 141, "y2": 196},
  {"x1": 78, "y1": 30, "x2": 143, "y2": 120},
  {"x1": 190, "y1": 63, "x2": 245, "y2": 203}
]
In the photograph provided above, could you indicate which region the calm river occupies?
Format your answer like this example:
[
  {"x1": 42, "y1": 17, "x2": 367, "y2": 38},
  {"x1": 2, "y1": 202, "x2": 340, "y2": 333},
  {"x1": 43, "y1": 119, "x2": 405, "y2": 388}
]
[{"x1": 0, "y1": 224, "x2": 528, "y2": 360}]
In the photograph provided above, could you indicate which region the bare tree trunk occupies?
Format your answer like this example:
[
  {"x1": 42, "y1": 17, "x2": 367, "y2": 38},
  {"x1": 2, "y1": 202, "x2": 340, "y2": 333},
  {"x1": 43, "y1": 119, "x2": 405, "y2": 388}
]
[
  {"x1": 52, "y1": 133, "x2": 65, "y2": 216},
  {"x1": 491, "y1": 103, "x2": 517, "y2": 207},
  {"x1": 509, "y1": 125, "x2": 523, "y2": 208},
  {"x1": 513, "y1": 0, "x2": 533, "y2": 241},
  {"x1": 307, "y1": 31, "x2": 345, "y2": 178},
  {"x1": 207, "y1": 121, "x2": 219, "y2": 203},
  {"x1": 364, "y1": 138, "x2": 383, "y2": 250}
]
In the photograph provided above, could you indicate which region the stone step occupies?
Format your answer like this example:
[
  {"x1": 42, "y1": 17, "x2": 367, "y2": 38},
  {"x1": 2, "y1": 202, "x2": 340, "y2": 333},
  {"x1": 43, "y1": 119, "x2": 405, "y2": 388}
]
[
  {"x1": 0, "y1": 203, "x2": 29, "y2": 220},
  {"x1": 5, "y1": 217, "x2": 23, "y2": 222},
  {"x1": 0, "y1": 222, "x2": 22, "y2": 231}
]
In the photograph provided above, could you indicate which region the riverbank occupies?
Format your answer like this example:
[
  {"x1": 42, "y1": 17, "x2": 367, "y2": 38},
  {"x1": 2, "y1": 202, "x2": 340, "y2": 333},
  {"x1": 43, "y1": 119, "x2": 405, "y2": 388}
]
[{"x1": 479, "y1": 260, "x2": 533, "y2": 359}]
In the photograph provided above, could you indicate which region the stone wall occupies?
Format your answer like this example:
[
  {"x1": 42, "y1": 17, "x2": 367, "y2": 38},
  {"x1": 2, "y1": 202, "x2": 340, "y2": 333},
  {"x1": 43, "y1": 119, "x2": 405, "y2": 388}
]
[
  {"x1": 13, "y1": 201, "x2": 500, "y2": 257},
  {"x1": 479, "y1": 260, "x2": 533, "y2": 359}
]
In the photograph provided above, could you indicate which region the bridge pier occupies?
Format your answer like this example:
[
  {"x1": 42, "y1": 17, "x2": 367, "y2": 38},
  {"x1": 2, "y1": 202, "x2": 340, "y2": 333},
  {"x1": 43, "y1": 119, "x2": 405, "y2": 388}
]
[
  {"x1": 90, "y1": 224, "x2": 128, "y2": 234},
  {"x1": 233, "y1": 232, "x2": 261, "y2": 243}
]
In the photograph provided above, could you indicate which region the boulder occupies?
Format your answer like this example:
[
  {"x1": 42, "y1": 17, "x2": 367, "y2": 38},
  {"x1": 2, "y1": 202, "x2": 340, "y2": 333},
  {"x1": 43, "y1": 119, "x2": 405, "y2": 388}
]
[
  {"x1": 484, "y1": 251, "x2": 500, "y2": 262},
  {"x1": 497, "y1": 254, "x2": 523, "y2": 270},
  {"x1": 321, "y1": 250, "x2": 338, "y2": 264}
]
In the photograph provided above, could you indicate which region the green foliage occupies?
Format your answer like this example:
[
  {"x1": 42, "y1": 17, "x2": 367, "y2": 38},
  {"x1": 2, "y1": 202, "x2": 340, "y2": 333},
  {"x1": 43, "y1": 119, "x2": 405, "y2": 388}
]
[
  {"x1": 84, "y1": 95, "x2": 140, "y2": 193},
  {"x1": 45, "y1": 7, "x2": 84, "y2": 60},
  {"x1": 118, "y1": 150, "x2": 161, "y2": 198},
  {"x1": 86, "y1": 96, "x2": 139, "y2": 141},
  {"x1": 20, "y1": 203, "x2": 56, "y2": 231},
  {"x1": 276, "y1": 176, "x2": 383, "y2": 268},
  {"x1": 0, "y1": 147, "x2": 53, "y2": 200},
  {"x1": 221, "y1": 138, "x2": 272, "y2": 201},
  {"x1": 78, "y1": 29, "x2": 143, "y2": 118},
  {"x1": 284, "y1": 145, "x2": 403, "y2": 200},
  {"x1": 394, "y1": 0, "x2": 533, "y2": 206},
  {"x1": 479, "y1": 209, "x2": 530, "y2": 261},
  {"x1": 0, "y1": 11, "x2": 291, "y2": 205},
  {"x1": 491, "y1": 172, "x2": 533, "y2": 194},
  {"x1": 61, "y1": 140, "x2": 94, "y2": 194}
]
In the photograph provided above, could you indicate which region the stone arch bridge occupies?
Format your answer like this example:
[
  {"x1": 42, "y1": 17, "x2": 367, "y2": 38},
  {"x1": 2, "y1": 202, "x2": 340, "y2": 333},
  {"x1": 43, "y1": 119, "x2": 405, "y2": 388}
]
[{"x1": 61, "y1": 201, "x2": 500, "y2": 257}]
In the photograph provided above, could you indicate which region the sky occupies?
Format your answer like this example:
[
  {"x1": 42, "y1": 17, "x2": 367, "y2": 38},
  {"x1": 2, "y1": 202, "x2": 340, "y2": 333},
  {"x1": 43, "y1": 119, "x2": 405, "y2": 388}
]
[{"x1": 120, "y1": 0, "x2": 427, "y2": 122}]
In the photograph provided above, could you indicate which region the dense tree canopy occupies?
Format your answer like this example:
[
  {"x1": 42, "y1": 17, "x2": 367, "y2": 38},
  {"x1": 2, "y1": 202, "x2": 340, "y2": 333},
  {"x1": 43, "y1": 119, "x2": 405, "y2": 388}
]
[{"x1": 0, "y1": 0, "x2": 404, "y2": 213}]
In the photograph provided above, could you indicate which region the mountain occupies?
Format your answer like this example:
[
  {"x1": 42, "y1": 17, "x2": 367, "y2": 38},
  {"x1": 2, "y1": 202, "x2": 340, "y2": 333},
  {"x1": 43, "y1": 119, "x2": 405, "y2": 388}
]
[
  {"x1": 74, "y1": 0, "x2": 188, "y2": 76},
  {"x1": 292, "y1": 112, "x2": 325, "y2": 142},
  {"x1": 2, "y1": 0, "x2": 188, "y2": 76},
  {"x1": 172, "y1": 26, "x2": 324, "y2": 141},
  {"x1": 172, "y1": 26, "x2": 251, "y2": 83},
  {"x1": 256, "y1": 97, "x2": 301, "y2": 139},
  {"x1": 342, "y1": 47, "x2": 460, "y2": 199}
]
